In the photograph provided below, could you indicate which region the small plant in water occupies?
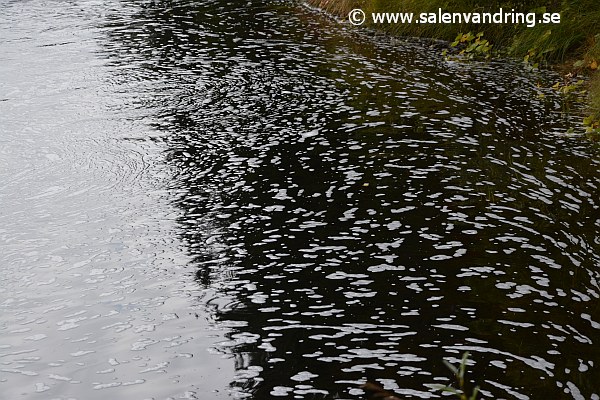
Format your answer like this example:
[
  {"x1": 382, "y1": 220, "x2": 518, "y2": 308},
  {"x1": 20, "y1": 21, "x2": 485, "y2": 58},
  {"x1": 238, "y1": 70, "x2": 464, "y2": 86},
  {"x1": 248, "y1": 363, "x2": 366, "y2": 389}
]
[
  {"x1": 551, "y1": 77, "x2": 586, "y2": 98},
  {"x1": 431, "y1": 352, "x2": 480, "y2": 400},
  {"x1": 443, "y1": 32, "x2": 492, "y2": 60},
  {"x1": 583, "y1": 114, "x2": 600, "y2": 133},
  {"x1": 523, "y1": 48, "x2": 540, "y2": 70},
  {"x1": 546, "y1": 74, "x2": 600, "y2": 137}
]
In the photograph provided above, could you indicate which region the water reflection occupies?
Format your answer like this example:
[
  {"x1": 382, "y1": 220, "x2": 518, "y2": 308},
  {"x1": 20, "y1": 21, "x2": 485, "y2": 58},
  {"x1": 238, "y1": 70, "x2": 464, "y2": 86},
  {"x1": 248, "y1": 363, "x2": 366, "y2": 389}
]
[
  {"x1": 99, "y1": 0, "x2": 600, "y2": 398},
  {"x1": 0, "y1": 0, "x2": 233, "y2": 398},
  {"x1": 2, "y1": 0, "x2": 599, "y2": 397}
]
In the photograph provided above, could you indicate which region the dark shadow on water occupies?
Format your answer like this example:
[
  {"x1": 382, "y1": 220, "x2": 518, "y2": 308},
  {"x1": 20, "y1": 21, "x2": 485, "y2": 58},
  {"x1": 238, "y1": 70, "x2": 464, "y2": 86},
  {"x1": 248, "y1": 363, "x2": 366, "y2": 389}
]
[{"x1": 98, "y1": 0, "x2": 600, "y2": 398}]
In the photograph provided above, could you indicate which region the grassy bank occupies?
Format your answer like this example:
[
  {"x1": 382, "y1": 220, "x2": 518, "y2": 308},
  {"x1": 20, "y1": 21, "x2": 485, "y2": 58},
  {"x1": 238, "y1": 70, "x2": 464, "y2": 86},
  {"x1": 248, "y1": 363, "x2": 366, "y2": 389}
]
[{"x1": 307, "y1": 0, "x2": 600, "y2": 131}]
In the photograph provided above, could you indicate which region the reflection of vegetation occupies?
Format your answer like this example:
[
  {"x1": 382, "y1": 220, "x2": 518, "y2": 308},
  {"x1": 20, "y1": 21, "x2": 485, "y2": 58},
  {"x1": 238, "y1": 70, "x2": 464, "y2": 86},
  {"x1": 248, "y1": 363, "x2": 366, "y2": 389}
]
[{"x1": 308, "y1": 0, "x2": 600, "y2": 135}]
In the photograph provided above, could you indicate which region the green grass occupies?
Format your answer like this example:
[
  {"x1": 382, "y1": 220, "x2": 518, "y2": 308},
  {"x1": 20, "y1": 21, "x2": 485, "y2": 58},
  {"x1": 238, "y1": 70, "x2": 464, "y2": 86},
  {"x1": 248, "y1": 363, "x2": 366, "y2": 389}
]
[
  {"x1": 585, "y1": 38, "x2": 600, "y2": 122},
  {"x1": 509, "y1": 2, "x2": 600, "y2": 63}
]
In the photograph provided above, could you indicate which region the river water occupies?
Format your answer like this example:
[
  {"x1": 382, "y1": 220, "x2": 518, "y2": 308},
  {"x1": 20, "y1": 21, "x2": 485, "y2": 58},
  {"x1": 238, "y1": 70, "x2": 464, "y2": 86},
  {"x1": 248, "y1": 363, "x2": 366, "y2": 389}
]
[{"x1": 1, "y1": 0, "x2": 600, "y2": 399}]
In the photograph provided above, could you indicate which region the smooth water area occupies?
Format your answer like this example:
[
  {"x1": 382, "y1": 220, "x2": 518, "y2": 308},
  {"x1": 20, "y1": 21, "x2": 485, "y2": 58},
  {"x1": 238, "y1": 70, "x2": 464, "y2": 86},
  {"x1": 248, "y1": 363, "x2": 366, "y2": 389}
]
[{"x1": 1, "y1": 0, "x2": 600, "y2": 399}]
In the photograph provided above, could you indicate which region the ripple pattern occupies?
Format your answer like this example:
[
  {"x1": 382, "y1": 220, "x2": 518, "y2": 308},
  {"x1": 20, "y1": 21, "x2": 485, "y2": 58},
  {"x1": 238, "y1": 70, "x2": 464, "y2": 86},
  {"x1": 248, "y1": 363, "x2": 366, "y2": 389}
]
[{"x1": 1, "y1": 0, "x2": 600, "y2": 399}]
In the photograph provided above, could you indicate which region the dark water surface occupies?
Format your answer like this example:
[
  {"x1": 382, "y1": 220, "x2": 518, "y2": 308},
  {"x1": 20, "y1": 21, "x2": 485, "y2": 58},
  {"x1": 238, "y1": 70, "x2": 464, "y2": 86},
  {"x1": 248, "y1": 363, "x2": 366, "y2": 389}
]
[{"x1": 2, "y1": 0, "x2": 600, "y2": 399}]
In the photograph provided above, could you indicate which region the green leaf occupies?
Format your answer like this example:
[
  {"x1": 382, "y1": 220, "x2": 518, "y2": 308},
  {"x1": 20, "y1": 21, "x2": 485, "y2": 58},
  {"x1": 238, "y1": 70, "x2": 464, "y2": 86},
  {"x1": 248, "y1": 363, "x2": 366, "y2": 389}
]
[
  {"x1": 466, "y1": 43, "x2": 478, "y2": 52},
  {"x1": 443, "y1": 359, "x2": 459, "y2": 375},
  {"x1": 469, "y1": 386, "x2": 480, "y2": 400},
  {"x1": 459, "y1": 352, "x2": 469, "y2": 381}
]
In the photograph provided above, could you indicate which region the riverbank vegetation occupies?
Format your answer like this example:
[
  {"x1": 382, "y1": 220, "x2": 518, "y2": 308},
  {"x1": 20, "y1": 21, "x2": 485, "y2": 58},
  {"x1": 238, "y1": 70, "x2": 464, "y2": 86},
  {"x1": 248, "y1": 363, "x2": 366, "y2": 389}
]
[{"x1": 307, "y1": 0, "x2": 600, "y2": 132}]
